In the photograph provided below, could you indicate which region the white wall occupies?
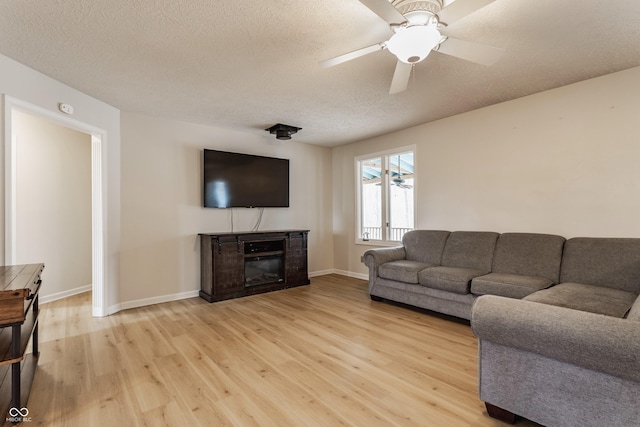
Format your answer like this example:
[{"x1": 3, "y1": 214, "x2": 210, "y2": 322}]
[
  {"x1": 119, "y1": 112, "x2": 334, "y2": 304},
  {"x1": 333, "y1": 66, "x2": 640, "y2": 277},
  {"x1": 0, "y1": 53, "x2": 121, "y2": 310},
  {"x1": 13, "y1": 110, "x2": 92, "y2": 298}
]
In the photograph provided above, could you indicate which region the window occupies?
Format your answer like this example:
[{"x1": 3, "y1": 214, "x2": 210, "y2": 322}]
[{"x1": 356, "y1": 148, "x2": 415, "y2": 243}]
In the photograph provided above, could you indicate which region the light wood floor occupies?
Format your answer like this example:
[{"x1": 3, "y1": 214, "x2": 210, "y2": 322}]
[{"x1": 26, "y1": 274, "x2": 540, "y2": 427}]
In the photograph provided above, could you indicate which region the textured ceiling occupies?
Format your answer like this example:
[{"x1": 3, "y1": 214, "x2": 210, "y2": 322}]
[{"x1": 1, "y1": 0, "x2": 639, "y2": 146}]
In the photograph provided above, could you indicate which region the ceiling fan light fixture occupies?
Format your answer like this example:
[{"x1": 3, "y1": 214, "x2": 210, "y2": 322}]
[{"x1": 386, "y1": 25, "x2": 441, "y2": 64}]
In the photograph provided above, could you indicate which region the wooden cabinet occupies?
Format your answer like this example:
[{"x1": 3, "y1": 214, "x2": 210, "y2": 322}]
[
  {"x1": 200, "y1": 230, "x2": 309, "y2": 302},
  {"x1": 0, "y1": 264, "x2": 44, "y2": 424},
  {"x1": 285, "y1": 232, "x2": 309, "y2": 285},
  {"x1": 209, "y1": 236, "x2": 244, "y2": 296}
]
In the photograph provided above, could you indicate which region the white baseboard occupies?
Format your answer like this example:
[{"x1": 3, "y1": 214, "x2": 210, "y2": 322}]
[
  {"x1": 108, "y1": 289, "x2": 200, "y2": 315},
  {"x1": 310, "y1": 269, "x2": 368, "y2": 281},
  {"x1": 40, "y1": 284, "x2": 92, "y2": 305},
  {"x1": 330, "y1": 269, "x2": 368, "y2": 280},
  {"x1": 100, "y1": 270, "x2": 368, "y2": 315},
  {"x1": 309, "y1": 269, "x2": 335, "y2": 277}
]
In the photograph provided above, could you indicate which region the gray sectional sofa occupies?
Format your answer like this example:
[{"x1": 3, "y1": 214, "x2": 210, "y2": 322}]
[
  {"x1": 363, "y1": 230, "x2": 567, "y2": 320},
  {"x1": 362, "y1": 231, "x2": 640, "y2": 426}
]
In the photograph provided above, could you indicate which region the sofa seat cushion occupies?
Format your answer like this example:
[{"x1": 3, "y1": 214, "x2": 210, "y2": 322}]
[
  {"x1": 378, "y1": 260, "x2": 434, "y2": 284},
  {"x1": 471, "y1": 273, "x2": 554, "y2": 299},
  {"x1": 523, "y1": 282, "x2": 637, "y2": 318},
  {"x1": 418, "y1": 266, "x2": 487, "y2": 294}
]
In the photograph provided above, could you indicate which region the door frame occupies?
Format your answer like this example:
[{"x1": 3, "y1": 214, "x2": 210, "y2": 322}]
[{"x1": 3, "y1": 95, "x2": 108, "y2": 316}]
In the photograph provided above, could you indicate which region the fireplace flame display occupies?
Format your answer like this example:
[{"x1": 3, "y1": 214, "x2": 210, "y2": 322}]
[{"x1": 245, "y1": 255, "x2": 284, "y2": 287}]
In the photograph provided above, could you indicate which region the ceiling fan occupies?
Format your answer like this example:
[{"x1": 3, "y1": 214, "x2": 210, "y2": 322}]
[
  {"x1": 320, "y1": 0, "x2": 504, "y2": 94},
  {"x1": 392, "y1": 172, "x2": 413, "y2": 189},
  {"x1": 391, "y1": 155, "x2": 413, "y2": 189}
]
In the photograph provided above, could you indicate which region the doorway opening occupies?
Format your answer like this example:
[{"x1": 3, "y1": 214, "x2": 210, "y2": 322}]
[{"x1": 3, "y1": 96, "x2": 107, "y2": 316}]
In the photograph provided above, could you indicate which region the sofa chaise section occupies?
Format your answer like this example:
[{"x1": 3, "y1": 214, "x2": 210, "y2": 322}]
[
  {"x1": 472, "y1": 295, "x2": 640, "y2": 427},
  {"x1": 472, "y1": 237, "x2": 640, "y2": 426}
]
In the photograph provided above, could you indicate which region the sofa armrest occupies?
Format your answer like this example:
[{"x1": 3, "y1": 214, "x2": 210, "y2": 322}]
[
  {"x1": 472, "y1": 295, "x2": 640, "y2": 383},
  {"x1": 362, "y1": 246, "x2": 406, "y2": 278}
]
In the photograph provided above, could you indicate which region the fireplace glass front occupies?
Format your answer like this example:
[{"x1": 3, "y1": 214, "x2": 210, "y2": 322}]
[{"x1": 244, "y1": 255, "x2": 284, "y2": 287}]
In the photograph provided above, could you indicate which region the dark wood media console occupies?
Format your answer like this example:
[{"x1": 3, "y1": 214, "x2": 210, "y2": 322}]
[{"x1": 199, "y1": 230, "x2": 310, "y2": 302}]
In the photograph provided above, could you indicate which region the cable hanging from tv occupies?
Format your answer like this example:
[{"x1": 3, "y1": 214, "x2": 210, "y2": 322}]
[
  {"x1": 252, "y1": 208, "x2": 265, "y2": 231},
  {"x1": 228, "y1": 207, "x2": 265, "y2": 233}
]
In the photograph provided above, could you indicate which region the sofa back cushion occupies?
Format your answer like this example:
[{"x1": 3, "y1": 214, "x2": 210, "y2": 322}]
[
  {"x1": 402, "y1": 230, "x2": 450, "y2": 265},
  {"x1": 560, "y1": 237, "x2": 640, "y2": 293},
  {"x1": 441, "y1": 231, "x2": 499, "y2": 271},
  {"x1": 492, "y1": 233, "x2": 566, "y2": 282}
]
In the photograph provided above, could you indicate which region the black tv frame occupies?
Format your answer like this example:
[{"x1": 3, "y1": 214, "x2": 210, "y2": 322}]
[{"x1": 202, "y1": 149, "x2": 290, "y2": 208}]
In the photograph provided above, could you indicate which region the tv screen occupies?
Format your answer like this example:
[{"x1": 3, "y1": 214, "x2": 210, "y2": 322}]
[{"x1": 203, "y1": 149, "x2": 290, "y2": 208}]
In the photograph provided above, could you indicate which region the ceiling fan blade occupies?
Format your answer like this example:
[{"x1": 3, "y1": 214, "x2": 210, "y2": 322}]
[
  {"x1": 437, "y1": 0, "x2": 496, "y2": 25},
  {"x1": 319, "y1": 43, "x2": 384, "y2": 68},
  {"x1": 389, "y1": 61, "x2": 412, "y2": 94},
  {"x1": 436, "y1": 37, "x2": 504, "y2": 66},
  {"x1": 359, "y1": 0, "x2": 406, "y2": 25}
]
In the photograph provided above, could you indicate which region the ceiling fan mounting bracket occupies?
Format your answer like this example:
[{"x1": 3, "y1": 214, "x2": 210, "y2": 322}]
[{"x1": 393, "y1": 0, "x2": 443, "y2": 25}]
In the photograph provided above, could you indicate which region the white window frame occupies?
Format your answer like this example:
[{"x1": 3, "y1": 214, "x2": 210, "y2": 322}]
[{"x1": 355, "y1": 145, "x2": 416, "y2": 246}]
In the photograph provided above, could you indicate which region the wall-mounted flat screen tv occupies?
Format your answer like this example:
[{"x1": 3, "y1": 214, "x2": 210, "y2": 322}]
[{"x1": 203, "y1": 149, "x2": 290, "y2": 208}]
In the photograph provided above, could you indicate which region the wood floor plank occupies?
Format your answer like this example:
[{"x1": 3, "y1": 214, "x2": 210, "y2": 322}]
[{"x1": 22, "y1": 274, "x2": 541, "y2": 426}]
